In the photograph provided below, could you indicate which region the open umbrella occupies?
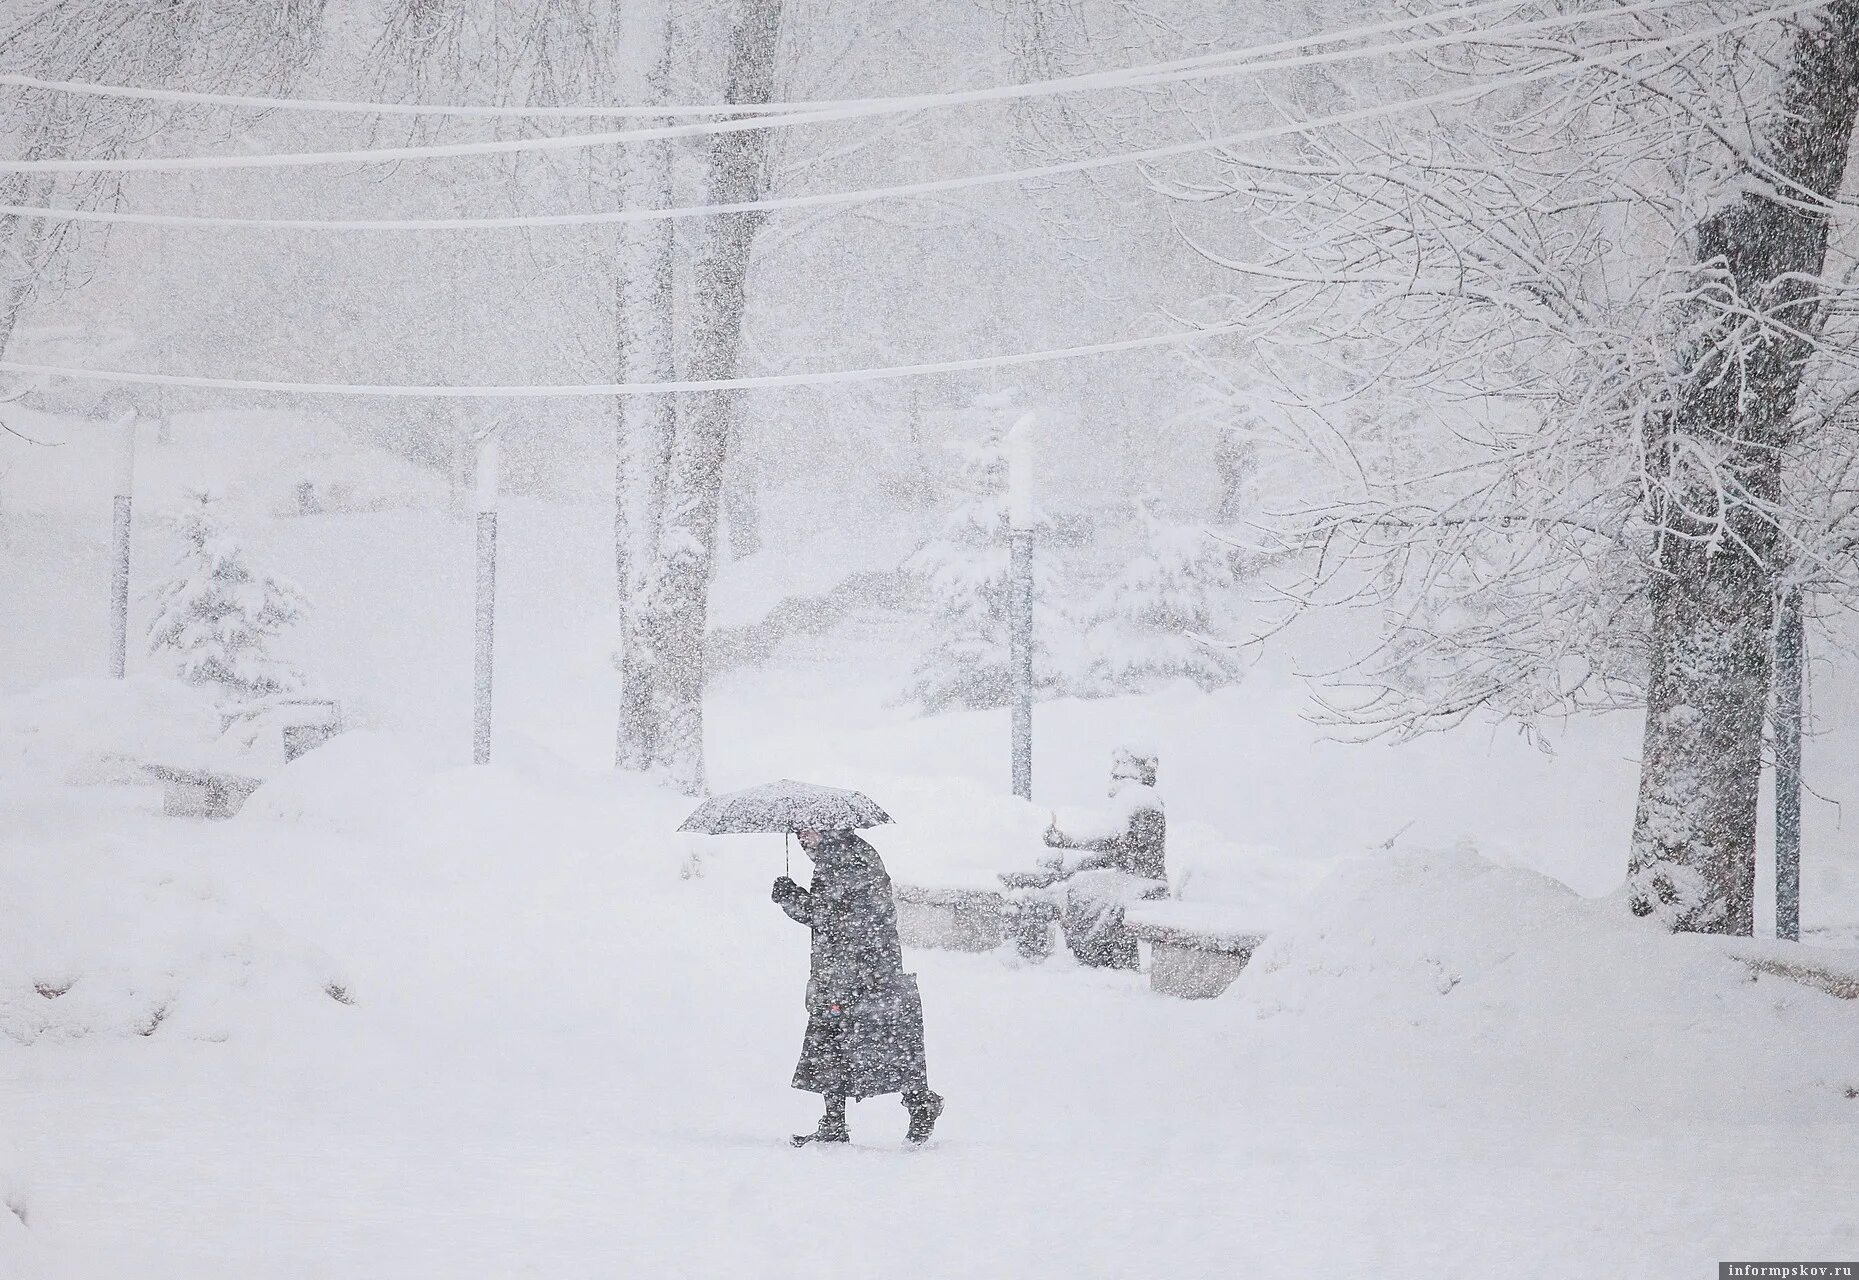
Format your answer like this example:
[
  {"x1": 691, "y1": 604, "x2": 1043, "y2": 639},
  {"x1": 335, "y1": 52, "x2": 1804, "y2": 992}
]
[{"x1": 678, "y1": 779, "x2": 892, "y2": 835}]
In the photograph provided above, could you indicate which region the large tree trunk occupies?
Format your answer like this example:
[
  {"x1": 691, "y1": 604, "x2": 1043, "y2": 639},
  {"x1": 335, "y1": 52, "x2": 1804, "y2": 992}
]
[
  {"x1": 1628, "y1": 5, "x2": 1859, "y2": 934},
  {"x1": 641, "y1": 0, "x2": 784, "y2": 794},
  {"x1": 613, "y1": 27, "x2": 678, "y2": 773}
]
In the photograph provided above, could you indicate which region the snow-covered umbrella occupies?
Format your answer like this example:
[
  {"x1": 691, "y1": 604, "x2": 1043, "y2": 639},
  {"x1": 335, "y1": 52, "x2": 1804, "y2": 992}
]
[
  {"x1": 679, "y1": 780, "x2": 893, "y2": 876},
  {"x1": 677, "y1": 779, "x2": 893, "y2": 836}
]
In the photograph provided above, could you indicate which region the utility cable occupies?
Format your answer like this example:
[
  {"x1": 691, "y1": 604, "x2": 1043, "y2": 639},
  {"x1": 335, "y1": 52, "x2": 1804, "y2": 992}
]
[
  {"x1": 0, "y1": 0, "x2": 1816, "y2": 230},
  {"x1": 0, "y1": 0, "x2": 1770, "y2": 175}
]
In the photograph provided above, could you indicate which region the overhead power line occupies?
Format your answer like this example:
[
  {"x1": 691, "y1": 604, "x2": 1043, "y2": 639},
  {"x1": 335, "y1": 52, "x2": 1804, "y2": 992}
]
[
  {"x1": 0, "y1": 319, "x2": 1255, "y2": 399},
  {"x1": 0, "y1": 1, "x2": 1819, "y2": 232},
  {"x1": 0, "y1": 1, "x2": 1820, "y2": 405},
  {"x1": 0, "y1": 0, "x2": 1645, "y2": 122},
  {"x1": 0, "y1": 0, "x2": 1768, "y2": 174}
]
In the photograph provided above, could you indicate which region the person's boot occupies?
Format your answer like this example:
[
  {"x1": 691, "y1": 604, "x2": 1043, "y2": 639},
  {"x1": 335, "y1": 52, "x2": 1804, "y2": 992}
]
[
  {"x1": 903, "y1": 1090, "x2": 944, "y2": 1145},
  {"x1": 789, "y1": 1117, "x2": 849, "y2": 1147},
  {"x1": 791, "y1": 1098, "x2": 849, "y2": 1147}
]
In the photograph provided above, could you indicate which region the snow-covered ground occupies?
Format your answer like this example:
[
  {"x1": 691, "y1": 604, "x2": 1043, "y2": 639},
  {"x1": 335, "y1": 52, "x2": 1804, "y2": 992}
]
[
  {"x1": 3, "y1": 755, "x2": 1856, "y2": 1278},
  {"x1": 4, "y1": 438, "x2": 1858, "y2": 1277}
]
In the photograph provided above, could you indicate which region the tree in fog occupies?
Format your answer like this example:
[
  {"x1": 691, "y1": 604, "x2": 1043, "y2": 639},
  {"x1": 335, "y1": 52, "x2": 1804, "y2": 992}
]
[
  {"x1": 147, "y1": 490, "x2": 308, "y2": 710},
  {"x1": 1170, "y1": 3, "x2": 1859, "y2": 933},
  {"x1": 627, "y1": 0, "x2": 786, "y2": 793},
  {"x1": 0, "y1": 2, "x2": 324, "y2": 369},
  {"x1": 365, "y1": 0, "x2": 782, "y2": 793},
  {"x1": 1079, "y1": 502, "x2": 1246, "y2": 696},
  {"x1": 1629, "y1": 5, "x2": 1859, "y2": 934},
  {"x1": 903, "y1": 394, "x2": 1065, "y2": 711}
]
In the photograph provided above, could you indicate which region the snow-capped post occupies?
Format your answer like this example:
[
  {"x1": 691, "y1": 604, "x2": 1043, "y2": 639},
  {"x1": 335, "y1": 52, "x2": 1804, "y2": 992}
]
[
  {"x1": 473, "y1": 430, "x2": 501, "y2": 767},
  {"x1": 108, "y1": 410, "x2": 137, "y2": 680},
  {"x1": 1007, "y1": 412, "x2": 1036, "y2": 800},
  {"x1": 1775, "y1": 591, "x2": 1805, "y2": 942}
]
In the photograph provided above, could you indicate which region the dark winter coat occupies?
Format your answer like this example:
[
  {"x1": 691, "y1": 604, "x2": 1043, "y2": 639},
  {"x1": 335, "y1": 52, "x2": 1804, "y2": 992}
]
[
  {"x1": 1052, "y1": 784, "x2": 1167, "y2": 882},
  {"x1": 772, "y1": 831, "x2": 928, "y2": 1100},
  {"x1": 1111, "y1": 802, "x2": 1167, "y2": 881},
  {"x1": 1046, "y1": 785, "x2": 1168, "y2": 968}
]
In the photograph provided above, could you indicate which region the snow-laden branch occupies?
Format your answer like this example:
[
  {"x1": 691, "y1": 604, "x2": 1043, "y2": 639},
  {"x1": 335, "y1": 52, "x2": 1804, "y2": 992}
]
[{"x1": 1162, "y1": 1, "x2": 1859, "y2": 737}]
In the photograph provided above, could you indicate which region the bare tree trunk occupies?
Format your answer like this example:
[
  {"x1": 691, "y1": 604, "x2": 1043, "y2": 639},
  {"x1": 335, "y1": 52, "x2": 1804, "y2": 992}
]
[
  {"x1": 613, "y1": 27, "x2": 678, "y2": 773},
  {"x1": 1628, "y1": 4, "x2": 1859, "y2": 934},
  {"x1": 722, "y1": 452, "x2": 763, "y2": 560},
  {"x1": 642, "y1": 0, "x2": 784, "y2": 794}
]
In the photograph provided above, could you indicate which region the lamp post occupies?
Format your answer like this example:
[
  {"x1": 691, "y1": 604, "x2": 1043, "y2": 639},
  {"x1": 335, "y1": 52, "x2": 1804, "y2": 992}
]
[
  {"x1": 1006, "y1": 412, "x2": 1036, "y2": 801},
  {"x1": 108, "y1": 411, "x2": 137, "y2": 679},
  {"x1": 473, "y1": 432, "x2": 500, "y2": 766},
  {"x1": 1775, "y1": 590, "x2": 1804, "y2": 941}
]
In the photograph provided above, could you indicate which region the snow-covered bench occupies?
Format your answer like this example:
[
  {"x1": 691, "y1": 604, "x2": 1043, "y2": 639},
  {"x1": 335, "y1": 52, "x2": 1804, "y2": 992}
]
[
  {"x1": 147, "y1": 764, "x2": 267, "y2": 820},
  {"x1": 1124, "y1": 901, "x2": 1266, "y2": 999},
  {"x1": 151, "y1": 700, "x2": 343, "y2": 820},
  {"x1": 895, "y1": 884, "x2": 1008, "y2": 953},
  {"x1": 222, "y1": 699, "x2": 343, "y2": 763}
]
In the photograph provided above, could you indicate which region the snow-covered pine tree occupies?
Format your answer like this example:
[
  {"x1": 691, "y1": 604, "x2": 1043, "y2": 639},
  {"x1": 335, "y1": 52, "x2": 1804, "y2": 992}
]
[
  {"x1": 903, "y1": 398, "x2": 1065, "y2": 711},
  {"x1": 146, "y1": 489, "x2": 308, "y2": 710},
  {"x1": 1080, "y1": 502, "x2": 1245, "y2": 696}
]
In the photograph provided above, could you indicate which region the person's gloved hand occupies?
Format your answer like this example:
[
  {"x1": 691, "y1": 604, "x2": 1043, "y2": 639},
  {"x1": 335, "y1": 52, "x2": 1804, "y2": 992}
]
[{"x1": 772, "y1": 875, "x2": 801, "y2": 903}]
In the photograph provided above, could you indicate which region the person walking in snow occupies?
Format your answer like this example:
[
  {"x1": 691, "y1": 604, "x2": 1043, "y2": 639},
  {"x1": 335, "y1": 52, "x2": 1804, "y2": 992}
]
[
  {"x1": 773, "y1": 828, "x2": 944, "y2": 1147},
  {"x1": 1035, "y1": 746, "x2": 1168, "y2": 969}
]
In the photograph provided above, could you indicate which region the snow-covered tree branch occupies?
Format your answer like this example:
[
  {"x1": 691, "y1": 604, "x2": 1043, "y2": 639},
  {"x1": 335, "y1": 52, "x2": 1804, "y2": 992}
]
[{"x1": 1168, "y1": 1, "x2": 1859, "y2": 932}]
